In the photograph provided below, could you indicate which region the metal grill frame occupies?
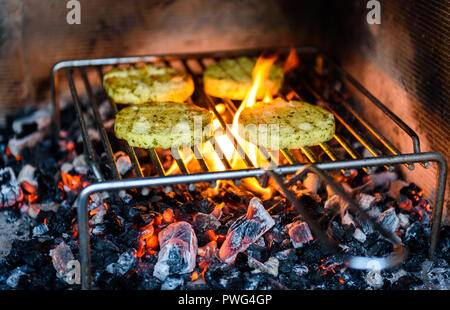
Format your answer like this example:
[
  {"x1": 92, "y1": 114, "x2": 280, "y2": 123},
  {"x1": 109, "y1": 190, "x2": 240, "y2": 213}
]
[{"x1": 51, "y1": 47, "x2": 447, "y2": 289}]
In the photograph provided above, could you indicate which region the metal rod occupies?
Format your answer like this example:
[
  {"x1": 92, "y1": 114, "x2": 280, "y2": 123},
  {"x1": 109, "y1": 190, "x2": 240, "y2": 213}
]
[
  {"x1": 298, "y1": 82, "x2": 393, "y2": 171},
  {"x1": 301, "y1": 146, "x2": 318, "y2": 163},
  {"x1": 281, "y1": 149, "x2": 298, "y2": 165},
  {"x1": 148, "y1": 148, "x2": 166, "y2": 177},
  {"x1": 303, "y1": 165, "x2": 407, "y2": 270},
  {"x1": 266, "y1": 169, "x2": 341, "y2": 252},
  {"x1": 64, "y1": 68, "x2": 104, "y2": 182},
  {"x1": 192, "y1": 145, "x2": 210, "y2": 172},
  {"x1": 79, "y1": 68, "x2": 121, "y2": 180},
  {"x1": 320, "y1": 53, "x2": 424, "y2": 156},
  {"x1": 172, "y1": 149, "x2": 189, "y2": 175},
  {"x1": 96, "y1": 66, "x2": 144, "y2": 179},
  {"x1": 75, "y1": 152, "x2": 447, "y2": 289},
  {"x1": 209, "y1": 137, "x2": 232, "y2": 170}
]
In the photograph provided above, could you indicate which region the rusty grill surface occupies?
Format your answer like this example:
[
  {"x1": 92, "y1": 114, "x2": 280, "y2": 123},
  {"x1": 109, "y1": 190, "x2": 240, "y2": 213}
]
[{"x1": 51, "y1": 48, "x2": 447, "y2": 289}]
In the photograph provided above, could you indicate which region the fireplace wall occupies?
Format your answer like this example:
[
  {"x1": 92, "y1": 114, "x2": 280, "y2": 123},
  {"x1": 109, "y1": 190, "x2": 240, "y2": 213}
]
[{"x1": 0, "y1": 0, "x2": 448, "y2": 205}]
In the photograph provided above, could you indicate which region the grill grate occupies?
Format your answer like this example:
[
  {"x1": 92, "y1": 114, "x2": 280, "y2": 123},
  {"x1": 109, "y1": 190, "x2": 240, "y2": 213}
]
[
  {"x1": 56, "y1": 49, "x2": 426, "y2": 186},
  {"x1": 51, "y1": 47, "x2": 447, "y2": 289}
]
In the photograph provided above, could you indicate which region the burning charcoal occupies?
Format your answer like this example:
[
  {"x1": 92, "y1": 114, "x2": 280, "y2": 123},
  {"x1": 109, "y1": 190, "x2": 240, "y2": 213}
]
[
  {"x1": 357, "y1": 193, "x2": 378, "y2": 210},
  {"x1": 6, "y1": 266, "x2": 28, "y2": 288},
  {"x1": 248, "y1": 256, "x2": 279, "y2": 277},
  {"x1": 198, "y1": 240, "x2": 217, "y2": 261},
  {"x1": 106, "y1": 249, "x2": 136, "y2": 276},
  {"x1": 17, "y1": 164, "x2": 38, "y2": 194},
  {"x1": 115, "y1": 152, "x2": 132, "y2": 176},
  {"x1": 0, "y1": 167, "x2": 23, "y2": 208},
  {"x1": 376, "y1": 208, "x2": 400, "y2": 234},
  {"x1": 49, "y1": 241, "x2": 76, "y2": 283},
  {"x1": 353, "y1": 228, "x2": 367, "y2": 243},
  {"x1": 32, "y1": 223, "x2": 49, "y2": 237},
  {"x1": 161, "y1": 276, "x2": 184, "y2": 290},
  {"x1": 89, "y1": 203, "x2": 107, "y2": 226},
  {"x1": 219, "y1": 198, "x2": 275, "y2": 264},
  {"x1": 153, "y1": 221, "x2": 198, "y2": 281},
  {"x1": 303, "y1": 172, "x2": 321, "y2": 194},
  {"x1": 72, "y1": 155, "x2": 89, "y2": 175},
  {"x1": 287, "y1": 221, "x2": 313, "y2": 248},
  {"x1": 12, "y1": 108, "x2": 51, "y2": 136}
]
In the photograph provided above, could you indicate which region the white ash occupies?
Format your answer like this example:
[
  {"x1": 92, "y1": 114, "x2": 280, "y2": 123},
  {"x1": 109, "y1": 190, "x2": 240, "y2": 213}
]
[
  {"x1": 153, "y1": 221, "x2": 198, "y2": 281},
  {"x1": 376, "y1": 208, "x2": 400, "y2": 234},
  {"x1": 32, "y1": 223, "x2": 49, "y2": 237},
  {"x1": 90, "y1": 208, "x2": 107, "y2": 226},
  {"x1": 60, "y1": 162, "x2": 74, "y2": 174},
  {"x1": 287, "y1": 220, "x2": 313, "y2": 248},
  {"x1": 293, "y1": 265, "x2": 309, "y2": 277},
  {"x1": 8, "y1": 108, "x2": 51, "y2": 157},
  {"x1": 357, "y1": 193, "x2": 378, "y2": 210},
  {"x1": 106, "y1": 250, "x2": 136, "y2": 276},
  {"x1": 274, "y1": 248, "x2": 295, "y2": 261},
  {"x1": 49, "y1": 242, "x2": 76, "y2": 283},
  {"x1": 367, "y1": 206, "x2": 382, "y2": 219},
  {"x1": 8, "y1": 132, "x2": 47, "y2": 158},
  {"x1": 161, "y1": 276, "x2": 184, "y2": 290},
  {"x1": 17, "y1": 164, "x2": 38, "y2": 188},
  {"x1": 92, "y1": 225, "x2": 106, "y2": 236},
  {"x1": 115, "y1": 152, "x2": 132, "y2": 176},
  {"x1": 119, "y1": 190, "x2": 133, "y2": 204},
  {"x1": 33, "y1": 201, "x2": 59, "y2": 213},
  {"x1": 0, "y1": 167, "x2": 23, "y2": 208},
  {"x1": 367, "y1": 171, "x2": 398, "y2": 188},
  {"x1": 193, "y1": 212, "x2": 221, "y2": 232},
  {"x1": 353, "y1": 228, "x2": 367, "y2": 243},
  {"x1": 98, "y1": 99, "x2": 113, "y2": 121},
  {"x1": 398, "y1": 213, "x2": 410, "y2": 228},
  {"x1": 342, "y1": 212, "x2": 356, "y2": 226},
  {"x1": 72, "y1": 154, "x2": 90, "y2": 175},
  {"x1": 12, "y1": 108, "x2": 51, "y2": 136},
  {"x1": 248, "y1": 256, "x2": 279, "y2": 277},
  {"x1": 0, "y1": 212, "x2": 30, "y2": 258},
  {"x1": 219, "y1": 198, "x2": 275, "y2": 264},
  {"x1": 6, "y1": 266, "x2": 28, "y2": 288},
  {"x1": 254, "y1": 237, "x2": 265, "y2": 247}
]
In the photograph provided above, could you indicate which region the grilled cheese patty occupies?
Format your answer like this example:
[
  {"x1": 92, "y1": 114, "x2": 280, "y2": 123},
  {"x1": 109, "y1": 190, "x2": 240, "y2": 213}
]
[
  {"x1": 103, "y1": 64, "x2": 194, "y2": 104},
  {"x1": 239, "y1": 99, "x2": 335, "y2": 149},
  {"x1": 203, "y1": 57, "x2": 283, "y2": 100},
  {"x1": 114, "y1": 102, "x2": 213, "y2": 149}
]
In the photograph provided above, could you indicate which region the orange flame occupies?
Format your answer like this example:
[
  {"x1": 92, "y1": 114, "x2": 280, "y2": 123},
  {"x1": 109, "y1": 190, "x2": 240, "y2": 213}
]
[
  {"x1": 283, "y1": 48, "x2": 300, "y2": 73},
  {"x1": 202, "y1": 55, "x2": 279, "y2": 198}
]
